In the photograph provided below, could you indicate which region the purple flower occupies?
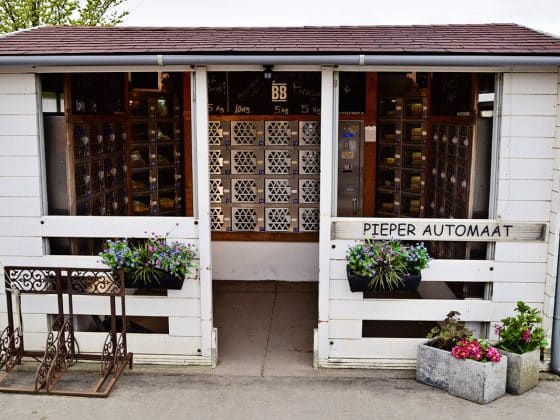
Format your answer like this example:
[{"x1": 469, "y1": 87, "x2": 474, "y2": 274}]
[{"x1": 494, "y1": 324, "x2": 503, "y2": 336}]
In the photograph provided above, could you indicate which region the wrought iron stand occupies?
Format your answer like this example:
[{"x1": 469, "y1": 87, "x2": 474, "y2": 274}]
[{"x1": 0, "y1": 267, "x2": 133, "y2": 397}]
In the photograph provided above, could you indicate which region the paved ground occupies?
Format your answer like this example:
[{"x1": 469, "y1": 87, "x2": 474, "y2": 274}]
[
  {"x1": 1, "y1": 281, "x2": 560, "y2": 419},
  {"x1": 1, "y1": 370, "x2": 560, "y2": 420}
]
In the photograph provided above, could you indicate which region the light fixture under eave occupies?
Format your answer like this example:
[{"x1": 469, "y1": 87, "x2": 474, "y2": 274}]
[{"x1": 263, "y1": 65, "x2": 273, "y2": 79}]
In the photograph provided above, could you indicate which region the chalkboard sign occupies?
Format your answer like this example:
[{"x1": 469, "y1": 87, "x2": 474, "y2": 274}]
[
  {"x1": 207, "y1": 72, "x2": 322, "y2": 115},
  {"x1": 431, "y1": 73, "x2": 472, "y2": 116},
  {"x1": 207, "y1": 72, "x2": 228, "y2": 114},
  {"x1": 339, "y1": 72, "x2": 365, "y2": 113}
]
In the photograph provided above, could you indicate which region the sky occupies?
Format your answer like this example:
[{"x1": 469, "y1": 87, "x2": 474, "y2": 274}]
[{"x1": 120, "y1": 0, "x2": 560, "y2": 37}]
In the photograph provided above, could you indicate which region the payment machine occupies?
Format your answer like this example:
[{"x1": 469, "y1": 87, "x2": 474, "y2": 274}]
[{"x1": 337, "y1": 121, "x2": 364, "y2": 217}]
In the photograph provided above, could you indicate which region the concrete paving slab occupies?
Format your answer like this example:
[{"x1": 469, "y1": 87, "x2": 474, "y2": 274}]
[
  {"x1": 263, "y1": 288, "x2": 317, "y2": 377},
  {"x1": 213, "y1": 287, "x2": 274, "y2": 376}
]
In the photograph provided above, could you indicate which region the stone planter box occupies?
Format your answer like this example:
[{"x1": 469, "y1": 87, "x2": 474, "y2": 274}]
[
  {"x1": 416, "y1": 343, "x2": 451, "y2": 391},
  {"x1": 500, "y1": 348, "x2": 540, "y2": 395},
  {"x1": 448, "y1": 356, "x2": 507, "y2": 404}
]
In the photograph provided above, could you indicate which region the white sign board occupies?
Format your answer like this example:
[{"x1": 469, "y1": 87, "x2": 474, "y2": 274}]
[{"x1": 332, "y1": 218, "x2": 547, "y2": 242}]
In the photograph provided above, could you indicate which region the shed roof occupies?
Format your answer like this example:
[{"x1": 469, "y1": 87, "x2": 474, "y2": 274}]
[{"x1": 1, "y1": 24, "x2": 560, "y2": 56}]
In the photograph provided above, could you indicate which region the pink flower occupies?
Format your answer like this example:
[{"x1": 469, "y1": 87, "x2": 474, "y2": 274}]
[
  {"x1": 485, "y1": 347, "x2": 501, "y2": 363},
  {"x1": 451, "y1": 346, "x2": 469, "y2": 359},
  {"x1": 521, "y1": 330, "x2": 532, "y2": 343}
]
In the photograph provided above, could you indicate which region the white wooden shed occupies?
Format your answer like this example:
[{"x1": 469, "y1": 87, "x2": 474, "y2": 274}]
[{"x1": 0, "y1": 24, "x2": 559, "y2": 369}]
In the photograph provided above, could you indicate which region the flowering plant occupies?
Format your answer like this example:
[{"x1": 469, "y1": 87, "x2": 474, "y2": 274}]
[
  {"x1": 494, "y1": 301, "x2": 547, "y2": 354},
  {"x1": 451, "y1": 337, "x2": 502, "y2": 363},
  {"x1": 426, "y1": 311, "x2": 472, "y2": 351},
  {"x1": 346, "y1": 240, "x2": 430, "y2": 290},
  {"x1": 99, "y1": 235, "x2": 196, "y2": 285}
]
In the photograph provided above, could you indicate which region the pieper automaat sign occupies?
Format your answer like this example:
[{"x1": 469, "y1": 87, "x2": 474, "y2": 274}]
[{"x1": 333, "y1": 219, "x2": 547, "y2": 242}]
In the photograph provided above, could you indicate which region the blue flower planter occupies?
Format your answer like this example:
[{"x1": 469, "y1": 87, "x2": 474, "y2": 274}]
[
  {"x1": 346, "y1": 265, "x2": 421, "y2": 292},
  {"x1": 124, "y1": 271, "x2": 184, "y2": 290}
]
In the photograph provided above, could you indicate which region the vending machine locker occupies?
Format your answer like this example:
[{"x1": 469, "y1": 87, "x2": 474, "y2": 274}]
[{"x1": 337, "y1": 121, "x2": 363, "y2": 217}]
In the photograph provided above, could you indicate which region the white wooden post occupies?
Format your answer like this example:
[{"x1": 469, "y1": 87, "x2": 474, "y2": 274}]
[
  {"x1": 194, "y1": 66, "x2": 214, "y2": 361},
  {"x1": 317, "y1": 66, "x2": 335, "y2": 363}
]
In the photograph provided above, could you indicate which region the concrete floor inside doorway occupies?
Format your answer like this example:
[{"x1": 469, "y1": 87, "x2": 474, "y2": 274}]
[{"x1": 213, "y1": 281, "x2": 317, "y2": 377}]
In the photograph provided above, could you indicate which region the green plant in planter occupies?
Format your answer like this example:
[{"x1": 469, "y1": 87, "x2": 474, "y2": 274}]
[
  {"x1": 426, "y1": 311, "x2": 473, "y2": 351},
  {"x1": 99, "y1": 235, "x2": 196, "y2": 286},
  {"x1": 495, "y1": 301, "x2": 547, "y2": 354},
  {"x1": 346, "y1": 240, "x2": 430, "y2": 291}
]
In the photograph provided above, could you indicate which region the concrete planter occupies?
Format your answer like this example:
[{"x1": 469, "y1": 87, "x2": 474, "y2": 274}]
[
  {"x1": 448, "y1": 356, "x2": 507, "y2": 404},
  {"x1": 416, "y1": 343, "x2": 451, "y2": 391},
  {"x1": 500, "y1": 348, "x2": 540, "y2": 395}
]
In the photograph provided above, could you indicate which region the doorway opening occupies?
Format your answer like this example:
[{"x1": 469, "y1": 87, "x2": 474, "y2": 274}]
[{"x1": 207, "y1": 71, "x2": 321, "y2": 371}]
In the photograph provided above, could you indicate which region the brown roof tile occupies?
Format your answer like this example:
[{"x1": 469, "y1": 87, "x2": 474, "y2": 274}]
[{"x1": 0, "y1": 24, "x2": 559, "y2": 55}]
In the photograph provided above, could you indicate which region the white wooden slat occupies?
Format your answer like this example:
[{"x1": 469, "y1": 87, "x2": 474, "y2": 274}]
[
  {"x1": 0, "y1": 294, "x2": 200, "y2": 317},
  {"x1": 330, "y1": 259, "x2": 546, "y2": 283},
  {"x1": 553, "y1": 167, "x2": 560, "y2": 188},
  {"x1": 0, "y1": 135, "x2": 39, "y2": 156},
  {"x1": 0, "y1": 255, "x2": 199, "y2": 285},
  {"x1": 503, "y1": 73, "x2": 558, "y2": 95},
  {"x1": 0, "y1": 197, "x2": 41, "y2": 216},
  {"x1": 0, "y1": 177, "x2": 40, "y2": 197},
  {"x1": 494, "y1": 242, "x2": 548, "y2": 262},
  {"x1": 0, "y1": 312, "x2": 48, "y2": 332},
  {"x1": 496, "y1": 201, "x2": 550, "y2": 222},
  {"x1": 501, "y1": 116, "x2": 557, "y2": 138},
  {"x1": 167, "y1": 279, "x2": 201, "y2": 298},
  {"x1": 38, "y1": 215, "x2": 199, "y2": 239},
  {"x1": 0, "y1": 156, "x2": 40, "y2": 177},
  {"x1": 0, "y1": 115, "x2": 38, "y2": 136},
  {"x1": 500, "y1": 137, "x2": 554, "y2": 159},
  {"x1": 498, "y1": 180, "x2": 553, "y2": 201},
  {"x1": 0, "y1": 94, "x2": 37, "y2": 115},
  {"x1": 23, "y1": 332, "x2": 202, "y2": 355},
  {"x1": 502, "y1": 94, "x2": 557, "y2": 116},
  {"x1": 0, "y1": 237, "x2": 43, "y2": 256},
  {"x1": 168, "y1": 317, "x2": 202, "y2": 337},
  {"x1": 492, "y1": 283, "x2": 545, "y2": 303},
  {"x1": 330, "y1": 338, "x2": 425, "y2": 359},
  {"x1": 329, "y1": 299, "x2": 536, "y2": 322},
  {"x1": 328, "y1": 319, "x2": 362, "y2": 339},
  {"x1": 330, "y1": 279, "x2": 362, "y2": 300},
  {"x1": 544, "y1": 295, "x2": 555, "y2": 323},
  {"x1": 498, "y1": 158, "x2": 553, "y2": 180},
  {"x1": 0, "y1": 74, "x2": 36, "y2": 94}
]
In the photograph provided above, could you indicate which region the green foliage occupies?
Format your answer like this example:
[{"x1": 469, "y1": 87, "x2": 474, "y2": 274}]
[
  {"x1": 496, "y1": 301, "x2": 548, "y2": 354},
  {"x1": 426, "y1": 311, "x2": 473, "y2": 351},
  {"x1": 346, "y1": 240, "x2": 430, "y2": 291},
  {"x1": 99, "y1": 236, "x2": 197, "y2": 286},
  {"x1": 0, "y1": 0, "x2": 129, "y2": 33}
]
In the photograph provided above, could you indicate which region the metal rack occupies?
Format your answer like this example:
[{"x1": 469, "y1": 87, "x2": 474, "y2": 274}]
[{"x1": 0, "y1": 267, "x2": 133, "y2": 398}]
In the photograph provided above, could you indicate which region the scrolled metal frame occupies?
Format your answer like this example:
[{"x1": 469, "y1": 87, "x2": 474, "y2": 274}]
[{"x1": 0, "y1": 267, "x2": 133, "y2": 397}]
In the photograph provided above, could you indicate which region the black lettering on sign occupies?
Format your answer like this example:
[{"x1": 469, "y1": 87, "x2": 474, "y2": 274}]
[
  {"x1": 407, "y1": 224, "x2": 416, "y2": 236},
  {"x1": 504, "y1": 225, "x2": 513, "y2": 236},
  {"x1": 455, "y1": 225, "x2": 466, "y2": 236},
  {"x1": 363, "y1": 224, "x2": 372, "y2": 235},
  {"x1": 491, "y1": 225, "x2": 501, "y2": 237},
  {"x1": 467, "y1": 225, "x2": 479, "y2": 236}
]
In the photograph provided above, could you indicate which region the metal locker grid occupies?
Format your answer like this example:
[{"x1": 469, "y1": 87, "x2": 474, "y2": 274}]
[
  {"x1": 231, "y1": 121, "x2": 263, "y2": 145},
  {"x1": 209, "y1": 119, "x2": 320, "y2": 233}
]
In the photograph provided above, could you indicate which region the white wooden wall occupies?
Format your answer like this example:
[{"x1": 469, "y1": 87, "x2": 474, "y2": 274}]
[
  {"x1": 0, "y1": 73, "x2": 212, "y2": 365},
  {"x1": 317, "y1": 68, "x2": 560, "y2": 369}
]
